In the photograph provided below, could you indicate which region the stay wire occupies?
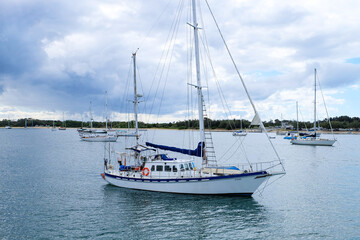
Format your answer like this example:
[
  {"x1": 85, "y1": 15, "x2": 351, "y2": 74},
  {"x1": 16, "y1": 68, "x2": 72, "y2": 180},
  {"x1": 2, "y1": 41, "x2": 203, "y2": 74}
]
[
  {"x1": 205, "y1": 0, "x2": 284, "y2": 172},
  {"x1": 316, "y1": 71, "x2": 336, "y2": 140}
]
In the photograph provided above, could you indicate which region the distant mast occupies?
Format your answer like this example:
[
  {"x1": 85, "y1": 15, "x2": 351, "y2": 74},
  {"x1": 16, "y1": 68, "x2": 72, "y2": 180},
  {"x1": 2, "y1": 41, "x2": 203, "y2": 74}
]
[
  {"x1": 105, "y1": 91, "x2": 108, "y2": 130},
  {"x1": 90, "y1": 101, "x2": 93, "y2": 129},
  {"x1": 314, "y1": 68, "x2": 317, "y2": 132},
  {"x1": 296, "y1": 101, "x2": 299, "y2": 133}
]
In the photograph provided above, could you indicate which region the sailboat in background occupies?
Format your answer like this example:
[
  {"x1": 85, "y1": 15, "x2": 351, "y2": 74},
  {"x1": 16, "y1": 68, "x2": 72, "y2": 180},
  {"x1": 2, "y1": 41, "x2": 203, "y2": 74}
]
[
  {"x1": 101, "y1": 0, "x2": 285, "y2": 195},
  {"x1": 51, "y1": 120, "x2": 57, "y2": 131},
  {"x1": 276, "y1": 114, "x2": 286, "y2": 135},
  {"x1": 291, "y1": 69, "x2": 336, "y2": 146},
  {"x1": 233, "y1": 116, "x2": 247, "y2": 136},
  {"x1": 59, "y1": 112, "x2": 66, "y2": 130},
  {"x1": 4, "y1": 117, "x2": 11, "y2": 129},
  {"x1": 79, "y1": 93, "x2": 118, "y2": 142}
]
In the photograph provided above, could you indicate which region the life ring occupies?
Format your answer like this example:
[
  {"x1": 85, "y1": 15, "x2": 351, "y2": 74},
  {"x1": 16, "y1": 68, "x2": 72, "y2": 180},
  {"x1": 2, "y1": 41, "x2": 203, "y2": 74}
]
[{"x1": 142, "y1": 167, "x2": 150, "y2": 176}]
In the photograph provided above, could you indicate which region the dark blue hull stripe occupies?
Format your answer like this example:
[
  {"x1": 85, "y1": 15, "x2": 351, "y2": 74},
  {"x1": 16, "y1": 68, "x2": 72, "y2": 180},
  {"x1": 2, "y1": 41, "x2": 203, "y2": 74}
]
[{"x1": 104, "y1": 171, "x2": 268, "y2": 183}]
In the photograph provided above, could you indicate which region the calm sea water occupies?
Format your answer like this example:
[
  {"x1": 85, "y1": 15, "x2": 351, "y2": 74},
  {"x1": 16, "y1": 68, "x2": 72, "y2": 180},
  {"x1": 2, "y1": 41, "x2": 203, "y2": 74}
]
[{"x1": 0, "y1": 128, "x2": 359, "y2": 239}]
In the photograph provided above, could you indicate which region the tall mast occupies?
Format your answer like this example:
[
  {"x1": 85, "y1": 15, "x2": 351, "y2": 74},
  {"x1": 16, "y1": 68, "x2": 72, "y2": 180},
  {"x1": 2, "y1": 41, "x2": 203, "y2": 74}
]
[
  {"x1": 133, "y1": 52, "x2": 139, "y2": 145},
  {"x1": 192, "y1": 0, "x2": 205, "y2": 144},
  {"x1": 240, "y1": 115, "x2": 243, "y2": 130},
  {"x1": 296, "y1": 101, "x2": 299, "y2": 133},
  {"x1": 105, "y1": 91, "x2": 108, "y2": 129},
  {"x1": 314, "y1": 68, "x2": 317, "y2": 132},
  {"x1": 89, "y1": 101, "x2": 93, "y2": 129}
]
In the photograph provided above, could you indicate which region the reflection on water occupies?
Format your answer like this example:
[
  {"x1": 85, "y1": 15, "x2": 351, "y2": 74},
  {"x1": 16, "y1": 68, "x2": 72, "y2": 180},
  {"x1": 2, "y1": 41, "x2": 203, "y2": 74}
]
[{"x1": 101, "y1": 185, "x2": 268, "y2": 239}]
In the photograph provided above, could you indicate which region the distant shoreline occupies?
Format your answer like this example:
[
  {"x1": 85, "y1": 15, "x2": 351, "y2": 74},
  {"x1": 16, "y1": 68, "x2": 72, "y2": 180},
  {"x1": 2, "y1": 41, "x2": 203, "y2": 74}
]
[{"x1": 5, "y1": 126, "x2": 359, "y2": 134}]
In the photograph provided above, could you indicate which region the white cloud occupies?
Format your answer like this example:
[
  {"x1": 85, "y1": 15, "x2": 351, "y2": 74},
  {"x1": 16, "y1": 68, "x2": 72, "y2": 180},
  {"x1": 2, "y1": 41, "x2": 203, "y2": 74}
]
[{"x1": 1, "y1": 0, "x2": 360, "y2": 122}]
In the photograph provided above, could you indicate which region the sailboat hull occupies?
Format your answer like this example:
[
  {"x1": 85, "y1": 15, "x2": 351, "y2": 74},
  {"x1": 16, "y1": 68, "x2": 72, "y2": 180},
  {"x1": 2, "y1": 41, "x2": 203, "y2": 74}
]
[
  {"x1": 103, "y1": 171, "x2": 270, "y2": 195},
  {"x1": 232, "y1": 132, "x2": 247, "y2": 136},
  {"x1": 290, "y1": 138, "x2": 336, "y2": 146},
  {"x1": 81, "y1": 136, "x2": 118, "y2": 142}
]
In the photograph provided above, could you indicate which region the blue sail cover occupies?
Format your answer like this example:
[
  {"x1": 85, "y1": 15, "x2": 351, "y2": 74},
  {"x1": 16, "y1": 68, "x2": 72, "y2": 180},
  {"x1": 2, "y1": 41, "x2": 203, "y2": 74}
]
[{"x1": 145, "y1": 142, "x2": 205, "y2": 157}]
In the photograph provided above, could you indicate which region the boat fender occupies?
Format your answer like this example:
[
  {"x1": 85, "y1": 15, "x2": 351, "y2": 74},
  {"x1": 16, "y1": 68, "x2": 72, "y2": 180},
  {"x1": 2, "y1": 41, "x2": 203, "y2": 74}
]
[{"x1": 143, "y1": 167, "x2": 150, "y2": 176}]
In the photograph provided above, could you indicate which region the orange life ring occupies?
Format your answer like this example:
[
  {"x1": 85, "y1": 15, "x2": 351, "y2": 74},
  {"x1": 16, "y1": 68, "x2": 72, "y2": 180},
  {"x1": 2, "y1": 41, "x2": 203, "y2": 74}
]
[{"x1": 142, "y1": 167, "x2": 150, "y2": 176}]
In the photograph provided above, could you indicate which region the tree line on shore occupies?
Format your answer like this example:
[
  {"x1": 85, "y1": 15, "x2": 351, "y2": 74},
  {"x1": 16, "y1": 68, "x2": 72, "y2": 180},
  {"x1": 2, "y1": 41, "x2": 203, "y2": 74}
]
[{"x1": 1, "y1": 115, "x2": 359, "y2": 130}]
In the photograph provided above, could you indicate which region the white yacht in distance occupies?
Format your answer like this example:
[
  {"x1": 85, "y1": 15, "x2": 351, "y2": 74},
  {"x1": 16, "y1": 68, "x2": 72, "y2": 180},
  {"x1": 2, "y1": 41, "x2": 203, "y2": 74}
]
[
  {"x1": 233, "y1": 116, "x2": 247, "y2": 136},
  {"x1": 51, "y1": 120, "x2": 56, "y2": 131},
  {"x1": 59, "y1": 112, "x2": 66, "y2": 130},
  {"x1": 291, "y1": 69, "x2": 336, "y2": 146},
  {"x1": 101, "y1": 0, "x2": 285, "y2": 195},
  {"x1": 79, "y1": 94, "x2": 118, "y2": 142},
  {"x1": 5, "y1": 118, "x2": 11, "y2": 129}
]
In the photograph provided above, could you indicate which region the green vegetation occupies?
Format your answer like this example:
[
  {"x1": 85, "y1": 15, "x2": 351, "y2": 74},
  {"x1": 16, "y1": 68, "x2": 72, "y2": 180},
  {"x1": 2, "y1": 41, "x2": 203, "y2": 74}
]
[{"x1": 1, "y1": 116, "x2": 359, "y2": 130}]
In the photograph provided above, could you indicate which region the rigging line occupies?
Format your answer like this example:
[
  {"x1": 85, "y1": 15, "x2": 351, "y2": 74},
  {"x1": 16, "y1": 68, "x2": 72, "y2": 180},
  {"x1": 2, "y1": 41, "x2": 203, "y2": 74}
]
[
  {"x1": 223, "y1": 135, "x2": 249, "y2": 166},
  {"x1": 298, "y1": 105, "x2": 308, "y2": 131},
  {"x1": 155, "y1": 0, "x2": 185, "y2": 125},
  {"x1": 255, "y1": 174, "x2": 286, "y2": 196},
  {"x1": 138, "y1": 0, "x2": 173, "y2": 50},
  {"x1": 198, "y1": 27, "x2": 237, "y2": 130},
  {"x1": 184, "y1": 3, "x2": 190, "y2": 149},
  {"x1": 198, "y1": 37, "x2": 212, "y2": 125},
  {"x1": 184, "y1": 84, "x2": 189, "y2": 148},
  {"x1": 205, "y1": 0, "x2": 284, "y2": 171},
  {"x1": 316, "y1": 71, "x2": 336, "y2": 140},
  {"x1": 135, "y1": 63, "x2": 145, "y2": 125},
  {"x1": 197, "y1": 1, "x2": 212, "y2": 122},
  {"x1": 198, "y1": 2, "x2": 239, "y2": 131},
  {"x1": 120, "y1": 59, "x2": 133, "y2": 122},
  {"x1": 199, "y1": 33, "x2": 235, "y2": 130},
  {"x1": 217, "y1": 135, "x2": 241, "y2": 161},
  {"x1": 144, "y1": 0, "x2": 185, "y2": 123},
  {"x1": 199, "y1": 0, "x2": 237, "y2": 132},
  {"x1": 146, "y1": 0, "x2": 185, "y2": 141},
  {"x1": 200, "y1": 31, "x2": 251, "y2": 162},
  {"x1": 256, "y1": 175, "x2": 270, "y2": 197},
  {"x1": 223, "y1": 134, "x2": 252, "y2": 170},
  {"x1": 151, "y1": 0, "x2": 185, "y2": 142}
]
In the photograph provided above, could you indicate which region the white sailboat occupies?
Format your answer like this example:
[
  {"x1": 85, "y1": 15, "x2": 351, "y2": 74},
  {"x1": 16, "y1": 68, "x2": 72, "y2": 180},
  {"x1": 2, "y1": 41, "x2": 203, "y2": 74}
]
[
  {"x1": 233, "y1": 116, "x2": 247, "y2": 136},
  {"x1": 276, "y1": 114, "x2": 286, "y2": 135},
  {"x1": 101, "y1": 0, "x2": 285, "y2": 195},
  {"x1": 51, "y1": 120, "x2": 56, "y2": 131},
  {"x1": 4, "y1": 117, "x2": 11, "y2": 129},
  {"x1": 291, "y1": 69, "x2": 336, "y2": 146},
  {"x1": 59, "y1": 112, "x2": 66, "y2": 130},
  {"x1": 80, "y1": 93, "x2": 118, "y2": 142}
]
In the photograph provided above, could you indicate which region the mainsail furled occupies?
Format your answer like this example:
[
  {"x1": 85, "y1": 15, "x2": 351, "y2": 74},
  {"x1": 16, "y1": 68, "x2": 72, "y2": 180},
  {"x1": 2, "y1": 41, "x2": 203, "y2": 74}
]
[{"x1": 145, "y1": 142, "x2": 205, "y2": 157}]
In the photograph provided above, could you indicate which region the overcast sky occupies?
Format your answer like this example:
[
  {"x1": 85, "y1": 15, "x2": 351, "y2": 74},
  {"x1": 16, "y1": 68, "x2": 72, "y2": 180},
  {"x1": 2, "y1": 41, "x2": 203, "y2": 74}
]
[{"x1": 1, "y1": 0, "x2": 360, "y2": 123}]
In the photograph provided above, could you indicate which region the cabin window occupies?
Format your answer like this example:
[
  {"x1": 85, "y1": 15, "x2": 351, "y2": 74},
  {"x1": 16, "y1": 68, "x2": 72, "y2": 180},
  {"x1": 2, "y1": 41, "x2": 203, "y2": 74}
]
[
  {"x1": 189, "y1": 163, "x2": 194, "y2": 170},
  {"x1": 180, "y1": 164, "x2": 185, "y2": 171},
  {"x1": 184, "y1": 163, "x2": 190, "y2": 170},
  {"x1": 151, "y1": 165, "x2": 155, "y2": 171},
  {"x1": 164, "y1": 165, "x2": 171, "y2": 172},
  {"x1": 156, "y1": 165, "x2": 163, "y2": 171},
  {"x1": 172, "y1": 165, "x2": 178, "y2": 172}
]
